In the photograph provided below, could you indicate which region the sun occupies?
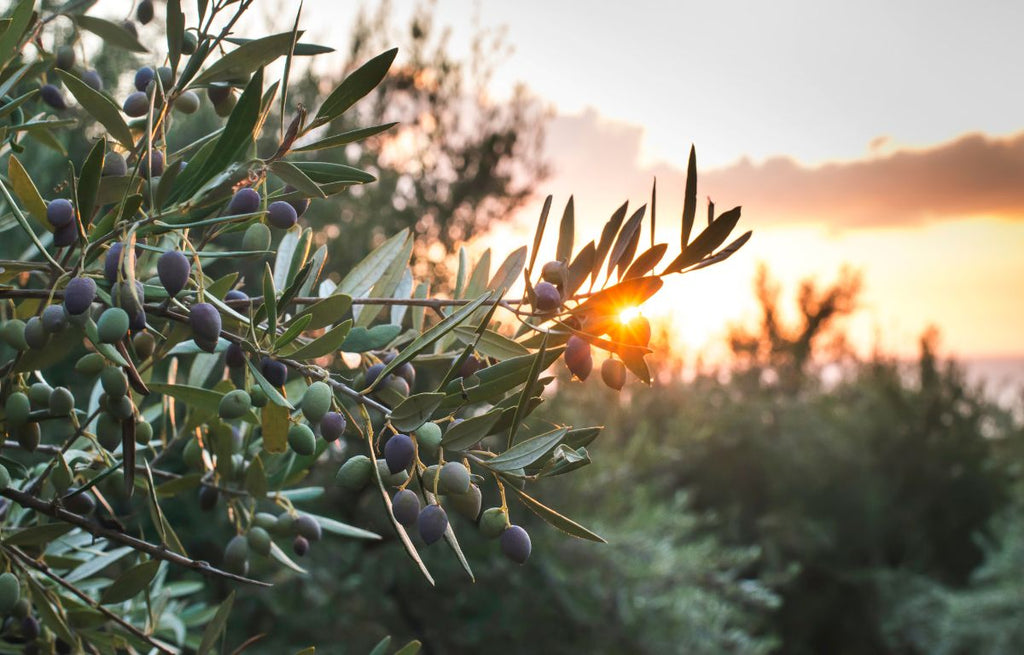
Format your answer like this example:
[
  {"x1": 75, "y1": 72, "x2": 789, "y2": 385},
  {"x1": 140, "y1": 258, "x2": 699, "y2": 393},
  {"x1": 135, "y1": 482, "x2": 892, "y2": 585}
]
[{"x1": 618, "y1": 305, "x2": 642, "y2": 324}]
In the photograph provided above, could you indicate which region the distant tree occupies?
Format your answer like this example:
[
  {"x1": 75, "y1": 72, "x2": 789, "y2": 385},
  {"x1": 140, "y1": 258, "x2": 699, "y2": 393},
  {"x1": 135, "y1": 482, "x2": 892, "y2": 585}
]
[{"x1": 284, "y1": 0, "x2": 549, "y2": 285}]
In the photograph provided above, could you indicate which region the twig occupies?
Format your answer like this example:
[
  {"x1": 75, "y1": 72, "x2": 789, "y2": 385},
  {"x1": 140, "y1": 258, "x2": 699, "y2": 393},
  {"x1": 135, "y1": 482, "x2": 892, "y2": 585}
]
[{"x1": 0, "y1": 487, "x2": 272, "y2": 587}]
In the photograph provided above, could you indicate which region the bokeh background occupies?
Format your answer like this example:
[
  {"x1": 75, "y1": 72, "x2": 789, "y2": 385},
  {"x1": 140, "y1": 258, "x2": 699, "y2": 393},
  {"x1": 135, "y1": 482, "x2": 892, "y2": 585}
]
[{"x1": 17, "y1": 0, "x2": 1024, "y2": 652}]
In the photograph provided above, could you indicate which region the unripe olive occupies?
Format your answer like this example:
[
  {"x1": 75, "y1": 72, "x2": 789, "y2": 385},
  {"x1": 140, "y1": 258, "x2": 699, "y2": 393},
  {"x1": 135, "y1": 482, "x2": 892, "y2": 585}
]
[
  {"x1": 189, "y1": 303, "x2": 221, "y2": 350},
  {"x1": 48, "y1": 387, "x2": 74, "y2": 416},
  {"x1": 181, "y1": 31, "x2": 198, "y2": 54},
  {"x1": 228, "y1": 188, "x2": 261, "y2": 215},
  {"x1": 0, "y1": 572, "x2": 19, "y2": 614},
  {"x1": 41, "y1": 305, "x2": 68, "y2": 333},
  {"x1": 74, "y1": 352, "x2": 105, "y2": 377},
  {"x1": 136, "y1": 0, "x2": 154, "y2": 25},
  {"x1": 28, "y1": 382, "x2": 53, "y2": 409},
  {"x1": 439, "y1": 461, "x2": 471, "y2": 495},
  {"x1": 288, "y1": 423, "x2": 316, "y2": 456},
  {"x1": 292, "y1": 535, "x2": 310, "y2": 557},
  {"x1": 4, "y1": 392, "x2": 30, "y2": 428},
  {"x1": 282, "y1": 185, "x2": 310, "y2": 217},
  {"x1": 336, "y1": 455, "x2": 373, "y2": 491},
  {"x1": 318, "y1": 411, "x2": 346, "y2": 442},
  {"x1": 96, "y1": 308, "x2": 129, "y2": 343},
  {"x1": 375, "y1": 458, "x2": 409, "y2": 487},
  {"x1": 63, "y1": 490, "x2": 96, "y2": 516},
  {"x1": 0, "y1": 465, "x2": 9, "y2": 491},
  {"x1": 252, "y1": 512, "x2": 276, "y2": 530},
  {"x1": 382, "y1": 375, "x2": 410, "y2": 397},
  {"x1": 384, "y1": 434, "x2": 414, "y2": 474},
  {"x1": 417, "y1": 504, "x2": 448, "y2": 545},
  {"x1": 242, "y1": 222, "x2": 272, "y2": 253},
  {"x1": 132, "y1": 331, "x2": 156, "y2": 360},
  {"x1": 415, "y1": 422, "x2": 442, "y2": 458},
  {"x1": 247, "y1": 526, "x2": 272, "y2": 556},
  {"x1": 107, "y1": 394, "x2": 134, "y2": 421},
  {"x1": 500, "y1": 524, "x2": 532, "y2": 564},
  {"x1": 0, "y1": 320, "x2": 28, "y2": 350},
  {"x1": 249, "y1": 386, "x2": 268, "y2": 408},
  {"x1": 448, "y1": 483, "x2": 482, "y2": 521},
  {"x1": 82, "y1": 69, "x2": 103, "y2": 91},
  {"x1": 266, "y1": 201, "x2": 297, "y2": 230},
  {"x1": 533, "y1": 281, "x2": 561, "y2": 312},
  {"x1": 123, "y1": 91, "x2": 149, "y2": 117},
  {"x1": 218, "y1": 389, "x2": 251, "y2": 420},
  {"x1": 55, "y1": 45, "x2": 75, "y2": 71},
  {"x1": 182, "y1": 437, "x2": 203, "y2": 469},
  {"x1": 540, "y1": 260, "x2": 564, "y2": 284},
  {"x1": 260, "y1": 357, "x2": 287, "y2": 387},
  {"x1": 135, "y1": 420, "x2": 153, "y2": 445},
  {"x1": 392, "y1": 489, "x2": 421, "y2": 527},
  {"x1": 100, "y1": 367, "x2": 129, "y2": 398},
  {"x1": 294, "y1": 514, "x2": 322, "y2": 541},
  {"x1": 63, "y1": 276, "x2": 96, "y2": 315},
  {"x1": 300, "y1": 381, "x2": 332, "y2": 423},
  {"x1": 11, "y1": 596, "x2": 30, "y2": 619},
  {"x1": 16, "y1": 423, "x2": 40, "y2": 452},
  {"x1": 564, "y1": 335, "x2": 593, "y2": 381},
  {"x1": 420, "y1": 464, "x2": 441, "y2": 492},
  {"x1": 134, "y1": 67, "x2": 155, "y2": 92},
  {"x1": 174, "y1": 90, "x2": 200, "y2": 114},
  {"x1": 157, "y1": 250, "x2": 190, "y2": 298},
  {"x1": 273, "y1": 513, "x2": 295, "y2": 537},
  {"x1": 156, "y1": 67, "x2": 173, "y2": 89},
  {"x1": 40, "y1": 84, "x2": 67, "y2": 110},
  {"x1": 479, "y1": 507, "x2": 509, "y2": 538},
  {"x1": 23, "y1": 316, "x2": 48, "y2": 349},
  {"x1": 102, "y1": 152, "x2": 128, "y2": 177},
  {"x1": 222, "y1": 535, "x2": 249, "y2": 576},
  {"x1": 198, "y1": 485, "x2": 219, "y2": 511},
  {"x1": 601, "y1": 358, "x2": 627, "y2": 390},
  {"x1": 46, "y1": 198, "x2": 74, "y2": 229},
  {"x1": 95, "y1": 413, "x2": 121, "y2": 451}
]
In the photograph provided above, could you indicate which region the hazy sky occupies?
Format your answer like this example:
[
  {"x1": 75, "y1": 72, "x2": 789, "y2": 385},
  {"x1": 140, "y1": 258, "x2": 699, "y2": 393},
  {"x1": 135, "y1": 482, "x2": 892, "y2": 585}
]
[{"x1": 107, "y1": 0, "x2": 1024, "y2": 359}]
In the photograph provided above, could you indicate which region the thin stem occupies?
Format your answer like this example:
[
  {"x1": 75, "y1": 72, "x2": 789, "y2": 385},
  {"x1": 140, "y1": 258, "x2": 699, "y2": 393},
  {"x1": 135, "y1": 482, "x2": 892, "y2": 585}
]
[{"x1": 0, "y1": 486, "x2": 271, "y2": 587}]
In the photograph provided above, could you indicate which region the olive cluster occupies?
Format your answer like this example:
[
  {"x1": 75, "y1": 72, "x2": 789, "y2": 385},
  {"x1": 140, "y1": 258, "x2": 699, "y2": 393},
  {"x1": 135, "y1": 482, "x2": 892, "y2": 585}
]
[{"x1": 336, "y1": 416, "x2": 532, "y2": 565}]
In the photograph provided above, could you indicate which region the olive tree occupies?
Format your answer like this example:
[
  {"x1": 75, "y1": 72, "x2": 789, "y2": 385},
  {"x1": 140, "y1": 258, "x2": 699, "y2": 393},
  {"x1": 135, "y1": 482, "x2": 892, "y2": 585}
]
[{"x1": 0, "y1": 0, "x2": 749, "y2": 652}]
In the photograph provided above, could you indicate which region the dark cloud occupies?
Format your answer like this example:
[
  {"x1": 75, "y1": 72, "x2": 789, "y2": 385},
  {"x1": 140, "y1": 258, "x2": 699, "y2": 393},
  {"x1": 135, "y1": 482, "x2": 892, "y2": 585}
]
[{"x1": 545, "y1": 109, "x2": 1024, "y2": 229}]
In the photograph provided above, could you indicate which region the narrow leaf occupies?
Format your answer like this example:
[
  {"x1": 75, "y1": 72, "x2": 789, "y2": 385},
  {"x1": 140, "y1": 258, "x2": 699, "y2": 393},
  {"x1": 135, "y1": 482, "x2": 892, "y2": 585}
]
[{"x1": 56, "y1": 70, "x2": 134, "y2": 149}]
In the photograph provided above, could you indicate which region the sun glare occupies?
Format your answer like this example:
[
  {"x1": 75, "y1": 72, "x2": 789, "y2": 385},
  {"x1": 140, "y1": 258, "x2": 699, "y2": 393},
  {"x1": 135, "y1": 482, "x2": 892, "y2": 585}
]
[{"x1": 618, "y1": 306, "x2": 642, "y2": 324}]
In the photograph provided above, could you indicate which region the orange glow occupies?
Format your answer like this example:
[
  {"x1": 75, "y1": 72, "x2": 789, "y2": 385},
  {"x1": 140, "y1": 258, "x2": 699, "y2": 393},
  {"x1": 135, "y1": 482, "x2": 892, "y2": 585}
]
[{"x1": 618, "y1": 305, "x2": 642, "y2": 324}]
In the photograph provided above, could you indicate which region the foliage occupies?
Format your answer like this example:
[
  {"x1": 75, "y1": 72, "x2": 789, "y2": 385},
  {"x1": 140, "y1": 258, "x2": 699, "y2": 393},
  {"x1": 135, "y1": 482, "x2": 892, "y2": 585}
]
[
  {"x1": 548, "y1": 268, "x2": 1020, "y2": 655},
  {"x1": 0, "y1": 0, "x2": 747, "y2": 651}
]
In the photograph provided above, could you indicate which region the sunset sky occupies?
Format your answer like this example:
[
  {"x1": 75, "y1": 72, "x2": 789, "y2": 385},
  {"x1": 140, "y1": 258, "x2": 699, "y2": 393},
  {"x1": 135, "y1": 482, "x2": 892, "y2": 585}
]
[{"x1": 297, "y1": 0, "x2": 1024, "y2": 362}]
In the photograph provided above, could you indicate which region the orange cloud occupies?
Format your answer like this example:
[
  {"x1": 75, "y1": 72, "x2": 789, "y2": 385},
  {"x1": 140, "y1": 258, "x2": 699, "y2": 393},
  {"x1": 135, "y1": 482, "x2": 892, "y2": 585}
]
[{"x1": 544, "y1": 109, "x2": 1024, "y2": 230}]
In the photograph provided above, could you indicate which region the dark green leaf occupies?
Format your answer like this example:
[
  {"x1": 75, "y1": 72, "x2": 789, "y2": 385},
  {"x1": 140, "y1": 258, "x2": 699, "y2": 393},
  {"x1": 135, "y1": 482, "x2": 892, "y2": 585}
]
[
  {"x1": 293, "y1": 294, "x2": 352, "y2": 331},
  {"x1": 441, "y1": 409, "x2": 504, "y2": 451},
  {"x1": 506, "y1": 485, "x2": 606, "y2": 543},
  {"x1": 223, "y1": 35, "x2": 333, "y2": 56},
  {"x1": 682, "y1": 144, "x2": 697, "y2": 250},
  {"x1": 194, "y1": 33, "x2": 296, "y2": 84},
  {"x1": 338, "y1": 229, "x2": 410, "y2": 297},
  {"x1": 274, "y1": 313, "x2": 312, "y2": 351},
  {"x1": 507, "y1": 333, "x2": 547, "y2": 447},
  {"x1": 556, "y1": 196, "x2": 574, "y2": 263},
  {"x1": 197, "y1": 591, "x2": 234, "y2": 655},
  {"x1": 100, "y1": 560, "x2": 159, "y2": 604},
  {"x1": 391, "y1": 393, "x2": 445, "y2": 432},
  {"x1": 340, "y1": 324, "x2": 401, "y2": 352},
  {"x1": 285, "y1": 319, "x2": 352, "y2": 359},
  {"x1": 489, "y1": 427, "x2": 567, "y2": 471},
  {"x1": 565, "y1": 240, "x2": 595, "y2": 297},
  {"x1": 313, "y1": 48, "x2": 398, "y2": 126},
  {"x1": 166, "y1": 0, "x2": 184, "y2": 70},
  {"x1": 306, "y1": 512, "x2": 381, "y2": 540},
  {"x1": 592, "y1": 201, "x2": 628, "y2": 285},
  {"x1": 452, "y1": 327, "x2": 528, "y2": 360},
  {"x1": 76, "y1": 138, "x2": 104, "y2": 223},
  {"x1": 269, "y1": 160, "x2": 326, "y2": 198},
  {"x1": 487, "y1": 246, "x2": 527, "y2": 297},
  {"x1": 663, "y1": 206, "x2": 742, "y2": 273},
  {"x1": 607, "y1": 204, "x2": 645, "y2": 278},
  {"x1": 4, "y1": 523, "x2": 73, "y2": 546},
  {"x1": 526, "y1": 195, "x2": 552, "y2": 282},
  {"x1": 147, "y1": 383, "x2": 225, "y2": 415},
  {"x1": 291, "y1": 161, "x2": 375, "y2": 185},
  {"x1": 622, "y1": 243, "x2": 668, "y2": 280},
  {"x1": 293, "y1": 123, "x2": 397, "y2": 152},
  {"x1": 75, "y1": 15, "x2": 147, "y2": 53},
  {"x1": 56, "y1": 70, "x2": 134, "y2": 150},
  {"x1": 687, "y1": 229, "x2": 752, "y2": 272}
]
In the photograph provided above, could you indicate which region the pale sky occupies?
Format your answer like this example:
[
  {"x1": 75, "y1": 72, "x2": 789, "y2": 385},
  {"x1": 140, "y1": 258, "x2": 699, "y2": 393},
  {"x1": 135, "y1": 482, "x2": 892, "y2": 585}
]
[{"x1": 98, "y1": 0, "x2": 1024, "y2": 359}]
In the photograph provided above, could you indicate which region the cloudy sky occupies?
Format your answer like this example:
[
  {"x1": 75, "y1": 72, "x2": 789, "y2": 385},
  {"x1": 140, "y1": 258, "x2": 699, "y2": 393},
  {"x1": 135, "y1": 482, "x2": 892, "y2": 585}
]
[{"x1": 301, "y1": 0, "x2": 1024, "y2": 360}]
